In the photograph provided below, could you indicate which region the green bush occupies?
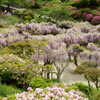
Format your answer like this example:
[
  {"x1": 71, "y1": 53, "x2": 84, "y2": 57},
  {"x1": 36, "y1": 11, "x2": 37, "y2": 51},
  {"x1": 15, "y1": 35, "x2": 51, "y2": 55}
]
[
  {"x1": 72, "y1": 82, "x2": 92, "y2": 95},
  {"x1": 24, "y1": 15, "x2": 32, "y2": 21},
  {"x1": 90, "y1": 89, "x2": 100, "y2": 100},
  {"x1": 0, "y1": 83, "x2": 21, "y2": 97},
  {"x1": 80, "y1": 8, "x2": 91, "y2": 14},
  {"x1": 14, "y1": 9, "x2": 26, "y2": 16},
  {"x1": 22, "y1": 9, "x2": 34, "y2": 18},
  {"x1": 29, "y1": 76, "x2": 56, "y2": 90},
  {"x1": 75, "y1": 61, "x2": 98, "y2": 74},
  {"x1": 23, "y1": 20, "x2": 30, "y2": 24}
]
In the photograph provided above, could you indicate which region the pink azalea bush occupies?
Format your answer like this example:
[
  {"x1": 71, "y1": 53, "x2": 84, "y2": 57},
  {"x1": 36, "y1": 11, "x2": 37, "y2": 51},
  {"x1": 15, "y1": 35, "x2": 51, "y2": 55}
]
[
  {"x1": 4, "y1": 86, "x2": 89, "y2": 100},
  {"x1": 82, "y1": 13, "x2": 88, "y2": 19},
  {"x1": 91, "y1": 16, "x2": 100, "y2": 25},
  {"x1": 86, "y1": 14, "x2": 93, "y2": 21}
]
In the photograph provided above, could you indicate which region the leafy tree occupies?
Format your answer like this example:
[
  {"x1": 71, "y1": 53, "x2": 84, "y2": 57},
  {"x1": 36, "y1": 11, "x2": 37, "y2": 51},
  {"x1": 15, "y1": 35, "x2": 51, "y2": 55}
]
[{"x1": 84, "y1": 68, "x2": 100, "y2": 90}]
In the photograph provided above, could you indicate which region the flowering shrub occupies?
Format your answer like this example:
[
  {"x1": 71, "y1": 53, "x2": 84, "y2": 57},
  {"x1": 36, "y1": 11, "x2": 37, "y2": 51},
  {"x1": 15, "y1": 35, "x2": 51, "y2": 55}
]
[
  {"x1": 5, "y1": 86, "x2": 89, "y2": 100},
  {"x1": 72, "y1": 10, "x2": 82, "y2": 19},
  {"x1": 82, "y1": 13, "x2": 88, "y2": 19},
  {"x1": 86, "y1": 14, "x2": 93, "y2": 21},
  {"x1": 91, "y1": 16, "x2": 100, "y2": 25},
  {"x1": 0, "y1": 54, "x2": 44, "y2": 89}
]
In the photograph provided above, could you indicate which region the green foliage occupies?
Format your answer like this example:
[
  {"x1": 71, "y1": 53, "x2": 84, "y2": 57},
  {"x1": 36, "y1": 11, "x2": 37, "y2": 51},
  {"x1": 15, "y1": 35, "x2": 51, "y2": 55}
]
[
  {"x1": 73, "y1": 0, "x2": 100, "y2": 8},
  {"x1": 0, "y1": 83, "x2": 21, "y2": 97},
  {"x1": 73, "y1": 44, "x2": 84, "y2": 52},
  {"x1": 22, "y1": 9, "x2": 34, "y2": 18},
  {"x1": 24, "y1": 16, "x2": 32, "y2": 21},
  {"x1": 80, "y1": 8, "x2": 92, "y2": 14},
  {"x1": 29, "y1": 76, "x2": 56, "y2": 90},
  {"x1": 84, "y1": 68, "x2": 100, "y2": 83},
  {"x1": 65, "y1": 84, "x2": 78, "y2": 92},
  {"x1": 75, "y1": 61, "x2": 98, "y2": 74},
  {"x1": 23, "y1": 20, "x2": 30, "y2": 24},
  {"x1": 14, "y1": 9, "x2": 26, "y2": 16},
  {"x1": 35, "y1": 5, "x2": 73, "y2": 23},
  {"x1": 90, "y1": 89, "x2": 100, "y2": 100},
  {"x1": 72, "y1": 82, "x2": 92, "y2": 95}
]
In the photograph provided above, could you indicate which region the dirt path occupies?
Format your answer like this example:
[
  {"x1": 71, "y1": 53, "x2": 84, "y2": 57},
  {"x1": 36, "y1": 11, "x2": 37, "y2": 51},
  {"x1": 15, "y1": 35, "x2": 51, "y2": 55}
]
[{"x1": 60, "y1": 62, "x2": 88, "y2": 84}]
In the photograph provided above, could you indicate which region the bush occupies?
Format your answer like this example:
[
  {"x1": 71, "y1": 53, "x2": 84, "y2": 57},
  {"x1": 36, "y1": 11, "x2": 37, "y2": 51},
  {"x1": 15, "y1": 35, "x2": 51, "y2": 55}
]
[
  {"x1": 80, "y1": 8, "x2": 91, "y2": 14},
  {"x1": 0, "y1": 54, "x2": 44, "y2": 89},
  {"x1": 0, "y1": 83, "x2": 21, "y2": 97},
  {"x1": 24, "y1": 15, "x2": 32, "y2": 21},
  {"x1": 14, "y1": 9, "x2": 26, "y2": 16},
  {"x1": 91, "y1": 10, "x2": 100, "y2": 16},
  {"x1": 90, "y1": 89, "x2": 100, "y2": 100},
  {"x1": 29, "y1": 76, "x2": 56, "y2": 90},
  {"x1": 86, "y1": 14, "x2": 93, "y2": 21},
  {"x1": 91, "y1": 16, "x2": 100, "y2": 25},
  {"x1": 72, "y1": 82, "x2": 92, "y2": 95},
  {"x1": 72, "y1": 10, "x2": 82, "y2": 19},
  {"x1": 22, "y1": 9, "x2": 34, "y2": 18},
  {"x1": 58, "y1": 21, "x2": 74, "y2": 29},
  {"x1": 82, "y1": 13, "x2": 88, "y2": 19},
  {"x1": 74, "y1": 61, "x2": 98, "y2": 74},
  {"x1": 23, "y1": 20, "x2": 30, "y2": 24}
]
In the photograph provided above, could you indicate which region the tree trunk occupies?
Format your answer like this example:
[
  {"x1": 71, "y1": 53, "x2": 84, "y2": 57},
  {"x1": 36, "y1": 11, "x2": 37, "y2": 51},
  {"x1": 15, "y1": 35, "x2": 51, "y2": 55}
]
[
  {"x1": 95, "y1": 80, "x2": 99, "y2": 90},
  {"x1": 47, "y1": 72, "x2": 50, "y2": 79},
  {"x1": 68, "y1": 53, "x2": 71, "y2": 61},
  {"x1": 88, "y1": 80, "x2": 91, "y2": 88},
  {"x1": 0, "y1": 4, "x2": 2, "y2": 11},
  {"x1": 56, "y1": 73, "x2": 61, "y2": 83},
  {"x1": 7, "y1": 3, "x2": 10, "y2": 11},
  {"x1": 74, "y1": 56, "x2": 78, "y2": 66}
]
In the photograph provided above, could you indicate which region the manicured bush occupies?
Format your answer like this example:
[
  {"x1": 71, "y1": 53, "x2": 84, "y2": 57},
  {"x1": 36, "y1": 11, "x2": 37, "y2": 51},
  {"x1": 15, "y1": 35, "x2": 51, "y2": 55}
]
[
  {"x1": 86, "y1": 14, "x2": 93, "y2": 21},
  {"x1": 91, "y1": 16, "x2": 100, "y2": 25}
]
